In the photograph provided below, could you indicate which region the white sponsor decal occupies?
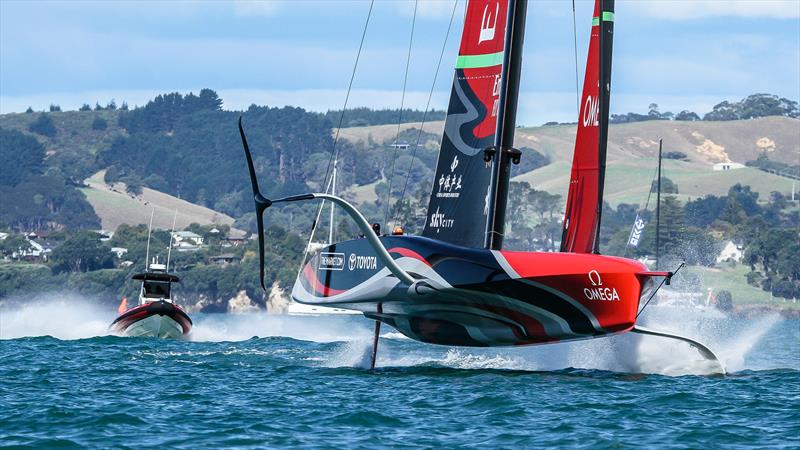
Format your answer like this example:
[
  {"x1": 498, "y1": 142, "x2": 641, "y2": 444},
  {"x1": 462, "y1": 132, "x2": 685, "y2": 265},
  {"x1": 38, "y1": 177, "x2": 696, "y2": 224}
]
[
  {"x1": 318, "y1": 252, "x2": 344, "y2": 271},
  {"x1": 583, "y1": 270, "x2": 620, "y2": 301},
  {"x1": 436, "y1": 156, "x2": 463, "y2": 198},
  {"x1": 627, "y1": 215, "x2": 647, "y2": 247},
  {"x1": 478, "y1": 3, "x2": 499, "y2": 44},
  {"x1": 429, "y1": 206, "x2": 455, "y2": 232},
  {"x1": 582, "y1": 94, "x2": 600, "y2": 127},
  {"x1": 491, "y1": 74, "x2": 501, "y2": 117},
  {"x1": 450, "y1": 155, "x2": 459, "y2": 172},
  {"x1": 348, "y1": 253, "x2": 377, "y2": 271},
  {"x1": 484, "y1": 185, "x2": 490, "y2": 215}
]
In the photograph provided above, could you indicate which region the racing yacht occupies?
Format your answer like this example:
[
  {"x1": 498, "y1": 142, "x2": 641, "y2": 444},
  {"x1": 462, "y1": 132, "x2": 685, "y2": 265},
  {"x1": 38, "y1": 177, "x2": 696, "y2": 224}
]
[{"x1": 239, "y1": 0, "x2": 723, "y2": 372}]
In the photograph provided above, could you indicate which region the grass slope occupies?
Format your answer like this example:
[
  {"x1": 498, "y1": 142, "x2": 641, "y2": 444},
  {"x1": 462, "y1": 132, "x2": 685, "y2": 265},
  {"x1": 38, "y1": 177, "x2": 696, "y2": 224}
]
[
  {"x1": 82, "y1": 171, "x2": 236, "y2": 232},
  {"x1": 341, "y1": 116, "x2": 799, "y2": 206}
]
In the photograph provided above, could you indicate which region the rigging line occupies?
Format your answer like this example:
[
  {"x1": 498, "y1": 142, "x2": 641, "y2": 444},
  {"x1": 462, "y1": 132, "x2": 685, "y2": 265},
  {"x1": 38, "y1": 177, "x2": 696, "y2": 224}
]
[
  {"x1": 383, "y1": 0, "x2": 419, "y2": 228},
  {"x1": 322, "y1": 0, "x2": 374, "y2": 190},
  {"x1": 300, "y1": 0, "x2": 374, "y2": 277},
  {"x1": 394, "y1": 0, "x2": 459, "y2": 226},
  {"x1": 643, "y1": 163, "x2": 660, "y2": 212},
  {"x1": 572, "y1": 0, "x2": 580, "y2": 114}
]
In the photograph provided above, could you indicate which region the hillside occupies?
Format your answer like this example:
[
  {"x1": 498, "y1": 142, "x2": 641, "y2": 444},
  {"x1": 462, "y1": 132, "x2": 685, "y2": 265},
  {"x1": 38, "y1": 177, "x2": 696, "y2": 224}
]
[
  {"x1": 81, "y1": 170, "x2": 237, "y2": 232},
  {"x1": 339, "y1": 116, "x2": 799, "y2": 206},
  {"x1": 1, "y1": 98, "x2": 796, "y2": 232}
]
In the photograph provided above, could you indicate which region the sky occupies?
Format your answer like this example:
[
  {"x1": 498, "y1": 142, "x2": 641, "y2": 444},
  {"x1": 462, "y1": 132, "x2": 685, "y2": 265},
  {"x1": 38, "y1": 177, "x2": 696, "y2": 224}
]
[{"x1": 1, "y1": 0, "x2": 798, "y2": 125}]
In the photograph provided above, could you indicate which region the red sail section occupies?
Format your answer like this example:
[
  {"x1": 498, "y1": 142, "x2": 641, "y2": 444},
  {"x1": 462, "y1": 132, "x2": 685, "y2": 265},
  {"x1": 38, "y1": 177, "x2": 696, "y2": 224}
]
[
  {"x1": 422, "y1": 0, "x2": 509, "y2": 248},
  {"x1": 561, "y1": 0, "x2": 604, "y2": 254}
]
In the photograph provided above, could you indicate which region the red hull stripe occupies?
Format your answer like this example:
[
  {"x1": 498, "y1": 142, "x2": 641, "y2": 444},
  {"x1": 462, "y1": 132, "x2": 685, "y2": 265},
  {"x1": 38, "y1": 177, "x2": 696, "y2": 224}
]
[
  {"x1": 302, "y1": 263, "x2": 347, "y2": 297},
  {"x1": 388, "y1": 247, "x2": 432, "y2": 267}
]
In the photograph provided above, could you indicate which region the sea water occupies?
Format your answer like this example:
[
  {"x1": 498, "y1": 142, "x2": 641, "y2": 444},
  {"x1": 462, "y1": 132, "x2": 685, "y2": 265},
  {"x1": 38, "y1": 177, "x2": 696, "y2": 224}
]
[{"x1": 1, "y1": 297, "x2": 798, "y2": 448}]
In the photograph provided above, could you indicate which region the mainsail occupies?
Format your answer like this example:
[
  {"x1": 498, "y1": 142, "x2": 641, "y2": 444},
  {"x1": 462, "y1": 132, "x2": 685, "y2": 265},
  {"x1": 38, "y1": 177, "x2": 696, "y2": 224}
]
[
  {"x1": 560, "y1": 0, "x2": 614, "y2": 254},
  {"x1": 422, "y1": 0, "x2": 511, "y2": 248}
]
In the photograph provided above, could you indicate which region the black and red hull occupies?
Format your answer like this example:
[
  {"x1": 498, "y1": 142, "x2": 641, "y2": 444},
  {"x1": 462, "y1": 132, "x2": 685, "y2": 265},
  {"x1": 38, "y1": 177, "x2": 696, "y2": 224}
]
[
  {"x1": 293, "y1": 235, "x2": 658, "y2": 347},
  {"x1": 110, "y1": 301, "x2": 192, "y2": 339}
]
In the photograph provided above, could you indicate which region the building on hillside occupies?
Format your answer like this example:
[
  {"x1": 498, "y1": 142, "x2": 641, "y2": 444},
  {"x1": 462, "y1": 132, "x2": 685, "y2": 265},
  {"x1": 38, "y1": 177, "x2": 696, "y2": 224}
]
[
  {"x1": 13, "y1": 239, "x2": 50, "y2": 261},
  {"x1": 110, "y1": 247, "x2": 128, "y2": 258},
  {"x1": 223, "y1": 236, "x2": 246, "y2": 248},
  {"x1": 171, "y1": 231, "x2": 204, "y2": 247},
  {"x1": 0, "y1": 232, "x2": 8, "y2": 241},
  {"x1": 713, "y1": 162, "x2": 745, "y2": 171},
  {"x1": 209, "y1": 253, "x2": 239, "y2": 266},
  {"x1": 716, "y1": 241, "x2": 744, "y2": 264},
  {"x1": 96, "y1": 230, "x2": 114, "y2": 241}
]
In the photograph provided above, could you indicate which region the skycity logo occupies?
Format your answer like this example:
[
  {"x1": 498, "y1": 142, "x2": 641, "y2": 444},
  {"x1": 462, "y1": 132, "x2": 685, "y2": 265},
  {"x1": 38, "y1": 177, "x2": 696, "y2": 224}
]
[
  {"x1": 583, "y1": 270, "x2": 620, "y2": 301},
  {"x1": 429, "y1": 207, "x2": 455, "y2": 232}
]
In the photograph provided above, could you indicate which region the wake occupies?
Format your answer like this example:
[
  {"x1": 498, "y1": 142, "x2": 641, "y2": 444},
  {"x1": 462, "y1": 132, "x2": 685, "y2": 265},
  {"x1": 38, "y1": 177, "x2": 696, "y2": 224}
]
[
  {"x1": 0, "y1": 295, "x2": 375, "y2": 343},
  {"x1": 0, "y1": 295, "x2": 115, "y2": 340},
  {"x1": 324, "y1": 305, "x2": 788, "y2": 376},
  {"x1": 3, "y1": 296, "x2": 789, "y2": 377}
]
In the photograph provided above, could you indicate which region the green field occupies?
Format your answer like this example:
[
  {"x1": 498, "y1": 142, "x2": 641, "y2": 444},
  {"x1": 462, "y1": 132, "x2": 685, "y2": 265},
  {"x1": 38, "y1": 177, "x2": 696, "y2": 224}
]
[
  {"x1": 685, "y1": 264, "x2": 800, "y2": 309},
  {"x1": 514, "y1": 161, "x2": 795, "y2": 208}
]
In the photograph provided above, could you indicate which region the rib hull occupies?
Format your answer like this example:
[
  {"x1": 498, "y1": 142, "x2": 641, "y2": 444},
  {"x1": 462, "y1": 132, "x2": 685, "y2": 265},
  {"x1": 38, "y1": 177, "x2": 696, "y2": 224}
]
[{"x1": 111, "y1": 301, "x2": 192, "y2": 339}]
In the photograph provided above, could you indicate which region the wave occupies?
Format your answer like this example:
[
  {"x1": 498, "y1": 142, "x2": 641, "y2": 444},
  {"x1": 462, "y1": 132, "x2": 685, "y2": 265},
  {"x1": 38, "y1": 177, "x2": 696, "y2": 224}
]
[
  {"x1": 320, "y1": 304, "x2": 792, "y2": 376},
  {"x1": 3, "y1": 296, "x2": 793, "y2": 377}
]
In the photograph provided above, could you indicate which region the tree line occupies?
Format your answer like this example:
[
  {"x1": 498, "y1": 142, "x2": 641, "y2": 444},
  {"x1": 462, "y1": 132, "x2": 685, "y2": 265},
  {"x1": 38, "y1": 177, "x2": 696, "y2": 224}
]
[{"x1": 610, "y1": 94, "x2": 798, "y2": 124}]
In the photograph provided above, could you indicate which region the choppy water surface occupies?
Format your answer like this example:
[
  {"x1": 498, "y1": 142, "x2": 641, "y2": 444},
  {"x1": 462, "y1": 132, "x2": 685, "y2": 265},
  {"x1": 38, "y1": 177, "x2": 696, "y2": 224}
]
[{"x1": 1, "y1": 299, "x2": 798, "y2": 448}]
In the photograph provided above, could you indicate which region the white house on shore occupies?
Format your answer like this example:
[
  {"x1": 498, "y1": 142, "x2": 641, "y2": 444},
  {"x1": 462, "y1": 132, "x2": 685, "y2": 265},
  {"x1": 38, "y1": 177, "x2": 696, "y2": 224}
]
[
  {"x1": 171, "y1": 231, "x2": 204, "y2": 248},
  {"x1": 716, "y1": 241, "x2": 744, "y2": 264},
  {"x1": 713, "y1": 162, "x2": 746, "y2": 171}
]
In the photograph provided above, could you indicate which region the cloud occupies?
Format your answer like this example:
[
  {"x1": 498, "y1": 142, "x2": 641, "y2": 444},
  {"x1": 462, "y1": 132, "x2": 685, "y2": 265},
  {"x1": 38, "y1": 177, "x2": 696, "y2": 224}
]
[
  {"x1": 624, "y1": 0, "x2": 800, "y2": 20},
  {"x1": 233, "y1": 0, "x2": 281, "y2": 17}
]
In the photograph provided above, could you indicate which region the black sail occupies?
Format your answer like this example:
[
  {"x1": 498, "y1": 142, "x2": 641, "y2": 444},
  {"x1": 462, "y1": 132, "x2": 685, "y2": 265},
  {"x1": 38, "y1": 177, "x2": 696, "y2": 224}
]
[{"x1": 423, "y1": 0, "x2": 525, "y2": 249}]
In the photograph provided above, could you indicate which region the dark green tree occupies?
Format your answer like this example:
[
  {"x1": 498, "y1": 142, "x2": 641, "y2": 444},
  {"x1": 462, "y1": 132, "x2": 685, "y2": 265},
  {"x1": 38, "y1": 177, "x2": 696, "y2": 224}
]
[
  {"x1": 0, "y1": 128, "x2": 45, "y2": 186},
  {"x1": 91, "y1": 116, "x2": 108, "y2": 130},
  {"x1": 650, "y1": 176, "x2": 679, "y2": 194},
  {"x1": 28, "y1": 114, "x2": 57, "y2": 137},
  {"x1": 50, "y1": 231, "x2": 114, "y2": 273}
]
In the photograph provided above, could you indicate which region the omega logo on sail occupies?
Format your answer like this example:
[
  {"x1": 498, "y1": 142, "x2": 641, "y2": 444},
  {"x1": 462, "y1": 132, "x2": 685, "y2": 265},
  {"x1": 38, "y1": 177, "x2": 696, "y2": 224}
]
[
  {"x1": 583, "y1": 269, "x2": 620, "y2": 301},
  {"x1": 582, "y1": 95, "x2": 600, "y2": 127}
]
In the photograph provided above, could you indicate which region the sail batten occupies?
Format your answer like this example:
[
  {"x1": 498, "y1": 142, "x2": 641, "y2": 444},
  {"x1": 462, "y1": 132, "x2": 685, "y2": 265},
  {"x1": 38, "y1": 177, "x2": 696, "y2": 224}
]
[{"x1": 560, "y1": 0, "x2": 614, "y2": 254}]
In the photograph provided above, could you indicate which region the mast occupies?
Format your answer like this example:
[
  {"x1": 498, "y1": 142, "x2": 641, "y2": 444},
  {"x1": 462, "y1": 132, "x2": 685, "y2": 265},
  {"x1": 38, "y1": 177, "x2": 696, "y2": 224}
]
[
  {"x1": 144, "y1": 209, "x2": 154, "y2": 271},
  {"x1": 484, "y1": 0, "x2": 528, "y2": 250},
  {"x1": 592, "y1": 0, "x2": 613, "y2": 253},
  {"x1": 655, "y1": 138, "x2": 662, "y2": 270},
  {"x1": 329, "y1": 158, "x2": 336, "y2": 244}
]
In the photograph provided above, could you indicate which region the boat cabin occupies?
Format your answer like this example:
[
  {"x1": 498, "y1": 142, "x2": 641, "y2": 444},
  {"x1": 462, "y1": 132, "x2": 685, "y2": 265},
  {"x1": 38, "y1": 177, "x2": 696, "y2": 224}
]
[{"x1": 132, "y1": 263, "x2": 180, "y2": 305}]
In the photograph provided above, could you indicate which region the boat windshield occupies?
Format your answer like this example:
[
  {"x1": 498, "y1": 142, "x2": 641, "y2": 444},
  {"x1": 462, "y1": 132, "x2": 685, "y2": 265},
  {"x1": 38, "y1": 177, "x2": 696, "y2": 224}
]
[{"x1": 142, "y1": 280, "x2": 171, "y2": 299}]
